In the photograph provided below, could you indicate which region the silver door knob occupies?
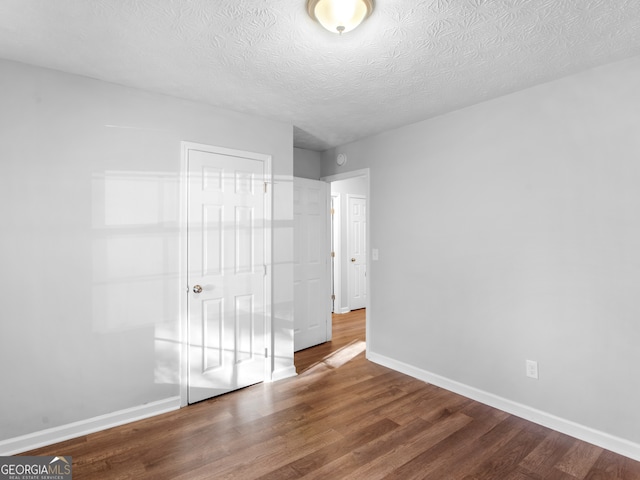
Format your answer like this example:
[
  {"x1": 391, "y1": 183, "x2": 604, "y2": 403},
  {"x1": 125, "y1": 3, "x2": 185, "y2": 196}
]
[
  {"x1": 351, "y1": 258, "x2": 356, "y2": 262},
  {"x1": 193, "y1": 285, "x2": 203, "y2": 294}
]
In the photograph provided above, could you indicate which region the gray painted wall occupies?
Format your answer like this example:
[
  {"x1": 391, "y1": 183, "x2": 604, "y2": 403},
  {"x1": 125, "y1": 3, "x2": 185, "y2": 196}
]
[
  {"x1": 293, "y1": 147, "x2": 322, "y2": 180},
  {"x1": 0, "y1": 59, "x2": 295, "y2": 441},
  {"x1": 321, "y1": 55, "x2": 640, "y2": 445}
]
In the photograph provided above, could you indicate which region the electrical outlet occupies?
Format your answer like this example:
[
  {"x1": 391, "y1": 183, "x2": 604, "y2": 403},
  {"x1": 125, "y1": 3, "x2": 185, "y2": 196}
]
[{"x1": 526, "y1": 360, "x2": 539, "y2": 379}]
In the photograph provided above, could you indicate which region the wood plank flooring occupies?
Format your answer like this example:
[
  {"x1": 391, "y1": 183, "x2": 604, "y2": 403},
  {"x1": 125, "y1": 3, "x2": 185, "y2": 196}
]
[{"x1": 23, "y1": 309, "x2": 640, "y2": 479}]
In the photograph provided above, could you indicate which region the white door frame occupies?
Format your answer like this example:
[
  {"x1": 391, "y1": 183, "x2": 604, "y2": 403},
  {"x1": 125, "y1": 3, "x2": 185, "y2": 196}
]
[
  {"x1": 321, "y1": 168, "x2": 370, "y2": 357},
  {"x1": 179, "y1": 141, "x2": 273, "y2": 407}
]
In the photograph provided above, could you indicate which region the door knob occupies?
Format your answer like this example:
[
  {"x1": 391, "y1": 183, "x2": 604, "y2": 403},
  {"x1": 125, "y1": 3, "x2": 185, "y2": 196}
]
[
  {"x1": 192, "y1": 285, "x2": 203, "y2": 294},
  {"x1": 351, "y1": 258, "x2": 356, "y2": 262}
]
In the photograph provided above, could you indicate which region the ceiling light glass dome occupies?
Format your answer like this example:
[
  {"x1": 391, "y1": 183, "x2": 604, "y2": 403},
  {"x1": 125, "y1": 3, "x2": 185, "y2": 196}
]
[{"x1": 307, "y1": 0, "x2": 374, "y2": 34}]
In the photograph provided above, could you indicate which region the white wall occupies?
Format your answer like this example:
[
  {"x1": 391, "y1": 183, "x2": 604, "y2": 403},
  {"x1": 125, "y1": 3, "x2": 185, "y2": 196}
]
[
  {"x1": 321, "y1": 55, "x2": 640, "y2": 450},
  {"x1": 0, "y1": 59, "x2": 295, "y2": 443}
]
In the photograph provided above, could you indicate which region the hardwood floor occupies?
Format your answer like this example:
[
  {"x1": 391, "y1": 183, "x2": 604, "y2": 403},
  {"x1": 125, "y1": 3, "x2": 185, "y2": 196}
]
[{"x1": 24, "y1": 309, "x2": 640, "y2": 479}]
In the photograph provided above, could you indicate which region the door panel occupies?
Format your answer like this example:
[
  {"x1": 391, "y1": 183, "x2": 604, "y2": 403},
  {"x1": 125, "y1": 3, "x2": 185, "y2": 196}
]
[
  {"x1": 348, "y1": 195, "x2": 367, "y2": 310},
  {"x1": 187, "y1": 146, "x2": 268, "y2": 404},
  {"x1": 293, "y1": 178, "x2": 331, "y2": 351}
]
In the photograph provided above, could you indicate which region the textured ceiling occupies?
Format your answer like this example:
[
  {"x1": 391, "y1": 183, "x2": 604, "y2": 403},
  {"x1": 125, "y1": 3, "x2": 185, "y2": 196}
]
[{"x1": 1, "y1": 0, "x2": 639, "y2": 151}]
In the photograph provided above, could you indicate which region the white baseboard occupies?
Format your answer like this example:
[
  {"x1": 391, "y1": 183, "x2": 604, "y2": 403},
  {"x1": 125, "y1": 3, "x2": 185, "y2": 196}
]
[
  {"x1": 0, "y1": 396, "x2": 181, "y2": 456},
  {"x1": 367, "y1": 352, "x2": 640, "y2": 462},
  {"x1": 271, "y1": 365, "x2": 298, "y2": 382}
]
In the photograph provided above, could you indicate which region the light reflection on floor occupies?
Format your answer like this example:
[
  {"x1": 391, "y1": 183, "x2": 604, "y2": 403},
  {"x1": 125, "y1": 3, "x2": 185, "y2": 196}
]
[{"x1": 301, "y1": 340, "x2": 366, "y2": 374}]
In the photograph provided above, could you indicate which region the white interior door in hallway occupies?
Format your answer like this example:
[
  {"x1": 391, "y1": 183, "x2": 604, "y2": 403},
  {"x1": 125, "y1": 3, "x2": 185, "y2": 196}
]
[
  {"x1": 293, "y1": 177, "x2": 331, "y2": 351},
  {"x1": 186, "y1": 144, "x2": 270, "y2": 404},
  {"x1": 348, "y1": 195, "x2": 367, "y2": 311}
]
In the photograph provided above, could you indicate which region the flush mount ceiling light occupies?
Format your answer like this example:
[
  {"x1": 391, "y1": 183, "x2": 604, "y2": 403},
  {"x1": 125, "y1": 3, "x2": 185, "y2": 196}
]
[{"x1": 307, "y1": 0, "x2": 374, "y2": 34}]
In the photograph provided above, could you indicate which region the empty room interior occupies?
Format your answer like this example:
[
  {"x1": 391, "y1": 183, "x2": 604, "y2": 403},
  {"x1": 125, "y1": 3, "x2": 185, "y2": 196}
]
[{"x1": 1, "y1": 0, "x2": 640, "y2": 478}]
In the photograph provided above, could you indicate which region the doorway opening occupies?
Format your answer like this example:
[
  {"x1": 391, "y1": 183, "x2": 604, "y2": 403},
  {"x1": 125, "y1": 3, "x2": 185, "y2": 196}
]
[
  {"x1": 292, "y1": 168, "x2": 370, "y2": 371},
  {"x1": 322, "y1": 168, "x2": 370, "y2": 360}
]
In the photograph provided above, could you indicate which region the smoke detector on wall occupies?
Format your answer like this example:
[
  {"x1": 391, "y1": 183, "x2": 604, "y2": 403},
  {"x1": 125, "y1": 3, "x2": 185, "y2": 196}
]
[{"x1": 336, "y1": 153, "x2": 347, "y2": 166}]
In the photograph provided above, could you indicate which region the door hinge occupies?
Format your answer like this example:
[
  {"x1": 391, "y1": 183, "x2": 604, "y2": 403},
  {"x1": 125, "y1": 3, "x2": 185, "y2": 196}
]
[
  {"x1": 331, "y1": 208, "x2": 335, "y2": 215},
  {"x1": 330, "y1": 251, "x2": 335, "y2": 258},
  {"x1": 264, "y1": 182, "x2": 268, "y2": 193},
  {"x1": 265, "y1": 348, "x2": 268, "y2": 358},
  {"x1": 263, "y1": 264, "x2": 267, "y2": 276},
  {"x1": 331, "y1": 294, "x2": 336, "y2": 300}
]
